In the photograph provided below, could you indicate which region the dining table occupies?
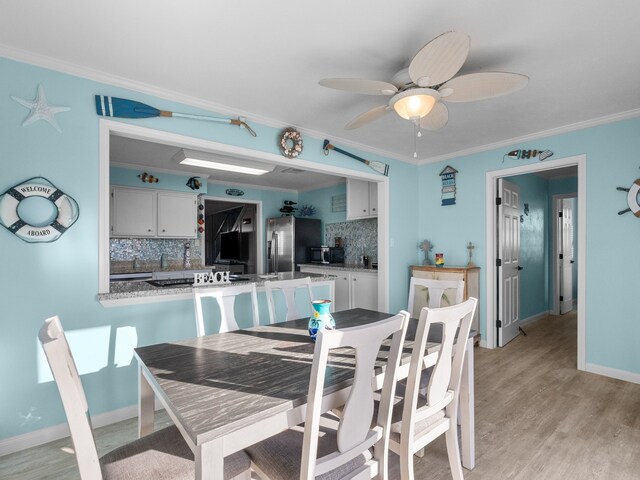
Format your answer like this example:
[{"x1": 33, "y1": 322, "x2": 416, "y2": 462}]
[{"x1": 134, "y1": 308, "x2": 476, "y2": 480}]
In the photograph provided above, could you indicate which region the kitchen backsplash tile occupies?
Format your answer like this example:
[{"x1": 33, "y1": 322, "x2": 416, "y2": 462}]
[
  {"x1": 325, "y1": 218, "x2": 377, "y2": 264},
  {"x1": 110, "y1": 238, "x2": 202, "y2": 263}
]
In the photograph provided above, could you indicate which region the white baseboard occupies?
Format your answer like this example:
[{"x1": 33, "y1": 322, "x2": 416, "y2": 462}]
[
  {"x1": 479, "y1": 339, "x2": 488, "y2": 348},
  {"x1": 520, "y1": 311, "x2": 550, "y2": 327},
  {"x1": 0, "y1": 404, "x2": 135, "y2": 457},
  {"x1": 585, "y1": 363, "x2": 640, "y2": 385}
]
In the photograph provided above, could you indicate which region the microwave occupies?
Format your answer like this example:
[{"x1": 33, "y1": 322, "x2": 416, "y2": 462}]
[{"x1": 309, "y1": 246, "x2": 344, "y2": 264}]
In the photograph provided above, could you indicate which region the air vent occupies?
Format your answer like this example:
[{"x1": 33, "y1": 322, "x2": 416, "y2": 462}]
[{"x1": 281, "y1": 168, "x2": 304, "y2": 174}]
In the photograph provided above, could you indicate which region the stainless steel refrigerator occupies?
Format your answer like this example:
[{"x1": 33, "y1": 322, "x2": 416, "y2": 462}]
[{"x1": 266, "y1": 217, "x2": 321, "y2": 273}]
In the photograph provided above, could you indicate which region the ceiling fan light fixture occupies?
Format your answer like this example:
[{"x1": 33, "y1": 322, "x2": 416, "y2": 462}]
[{"x1": 390, "y1": 88, "x2": 440, "y2": 120}]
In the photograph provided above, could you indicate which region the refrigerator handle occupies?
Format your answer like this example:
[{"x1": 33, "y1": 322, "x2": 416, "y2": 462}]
[{"x1": 272, "y1": 231, "x2": 278, "y2": 273}]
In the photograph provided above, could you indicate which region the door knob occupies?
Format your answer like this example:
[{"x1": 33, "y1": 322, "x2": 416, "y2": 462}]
[{"x1": 517, "y1": 266, "x2": 523, "y2": 271}]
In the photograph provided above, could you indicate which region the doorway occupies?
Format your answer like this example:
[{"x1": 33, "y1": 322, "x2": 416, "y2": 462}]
[
  {"x1": 553, "y1": 194, "x2": 577, "y2": 315},
  {"x1": 485, "y1": 155, "x2": 586, "y2": 370},
  {"x1": 204, "y1": 199, "x2": 257, "y2": 274}
]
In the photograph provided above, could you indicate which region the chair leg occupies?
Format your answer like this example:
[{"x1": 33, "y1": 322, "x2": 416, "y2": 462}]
[
  {"x1": 400, "y1": 444, "x2": 415, "y2": 480},
  {"x1": 414, "y1": 447, "x2": 425, "y2": 458},
  {"x1": 445, "y1": 425, "x2": 464, "y2": 480}
]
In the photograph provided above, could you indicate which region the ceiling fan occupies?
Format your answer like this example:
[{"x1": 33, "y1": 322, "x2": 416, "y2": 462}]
[{"x1": 319, "y1": 31, "x2": 528, "y2": 137}]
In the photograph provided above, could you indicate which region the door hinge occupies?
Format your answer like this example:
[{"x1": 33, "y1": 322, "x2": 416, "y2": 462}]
[
  {"x1": 496, "y1": 320, "x2": 502, "y2": 328},
  {"x1": 559, "y1": 253, "x2": 563, "y2": 260},
  {"x1": 496, "y1": 197, "x2": 502, "y2": 206},
  {"x1": 559, "y1": 295, "x2": 564, "y2": 302},
  {"x1": 558, "y1": 211, "x2": 563, "y2": 218},
  {"x1": 496, "y1": 258, "x2": 502, "y2": 267}
]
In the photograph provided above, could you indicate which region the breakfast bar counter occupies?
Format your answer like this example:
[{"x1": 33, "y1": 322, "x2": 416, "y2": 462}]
[{"x1": 98, "y1": 271, "x2": 335, "y2": 307}]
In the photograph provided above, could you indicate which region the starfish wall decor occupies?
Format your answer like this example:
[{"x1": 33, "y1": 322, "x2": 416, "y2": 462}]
[{"x1": 11, "y1": 84, "x2": 70, "y2": 133}]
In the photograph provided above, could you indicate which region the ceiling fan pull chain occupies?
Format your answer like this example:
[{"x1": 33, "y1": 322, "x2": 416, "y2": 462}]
[{"x1": 413, "y1": 119, "x2": 420, "y2": 158}]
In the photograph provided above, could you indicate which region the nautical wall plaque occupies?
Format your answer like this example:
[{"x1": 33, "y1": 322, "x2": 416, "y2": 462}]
[{"x1": 439, "y1": 165, "x2": 458, "y2": 206}]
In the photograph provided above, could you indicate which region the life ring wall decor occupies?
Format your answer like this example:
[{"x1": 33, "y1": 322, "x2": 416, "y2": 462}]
[
  {"x1": 279, "y1": 127, "x2": 303, "y2": 158},
  {"x1": 0, "y1": 177, "x2": 79, "y2": 243},
  {"x1": 617, "y1": 178, "x2": 640, "y2": 217}
]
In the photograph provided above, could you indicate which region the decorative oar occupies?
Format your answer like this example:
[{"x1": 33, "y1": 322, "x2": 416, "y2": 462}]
[
  {"x1": 323, "y1": 140, "x2": 389, "y2": 176},
  {"x1": 94, "y1": 95, "x2": 257, "y2": 137}
]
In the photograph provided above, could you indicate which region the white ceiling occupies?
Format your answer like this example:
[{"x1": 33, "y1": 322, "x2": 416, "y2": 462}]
[{"x1": 2, "y1": 1, "x2": 639, "y2": 163}]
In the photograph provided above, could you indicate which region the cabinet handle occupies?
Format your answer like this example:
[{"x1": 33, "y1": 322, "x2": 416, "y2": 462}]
[
  {"x1": 372, "y1": 208, "x2": 376, "y2": 212},
  {"x1": 162, "y1": 229, "x2": 166, "y2": 232},
  {"x1": 362, "y1": 209, "x2": 366, "y2": 212},
  {"x1": 148, "y1": 229, "x2": 152, "y2": 232},
  {"x1": 353, "y1": 278, "x2": 357, "y2": 281}
]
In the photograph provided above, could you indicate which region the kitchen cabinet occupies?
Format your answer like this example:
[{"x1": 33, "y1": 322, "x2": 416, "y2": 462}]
[
  {"x1": 350, "y1": 271, "x2": 378, "y2": 310},
  {"x1": 299, "y1": 266, "x2": 378, "y2": 312},
  {"x1": 410, "y1": 265, "x2": 480, "y2": 333},
  {"x1": 157, "y1": 192, "x2": 198, "y2": 238},
  {"x1": 111, "y1": 187, "x2": 156, "y2": 236},
  {"x1": 346, "y1": 179, "x2": 378, "y2": 220},
  {"x1": 111, "y1": 186, "x2": 197, "y2": 238}
]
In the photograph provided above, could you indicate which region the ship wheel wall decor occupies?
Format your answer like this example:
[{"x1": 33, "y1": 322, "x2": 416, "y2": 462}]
[{"x1": 617, "y1": 178, "x2": 640, "y2": 216}]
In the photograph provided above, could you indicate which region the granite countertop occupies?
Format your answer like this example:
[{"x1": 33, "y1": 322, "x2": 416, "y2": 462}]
[
  {"x1": 99, "y1": 271, "x2": 336, "y2": 303},
  {"x1": 298, "y1": 263, "x2": 378, "y2": 273}
]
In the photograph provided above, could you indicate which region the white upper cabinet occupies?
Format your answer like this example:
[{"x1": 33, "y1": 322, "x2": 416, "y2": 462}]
[
  {"x1": 157, "y1": 192, "x2": 197, "y2": 238},
  {"x1": 111, "y1": 187, "x2": 156, "y2": 236},
  {"x1": 111, "y1": 186, "x2": 197, "y2": 238},
  {"x1": 346, "y1": 179, "x2": 378, "y2": 220}
]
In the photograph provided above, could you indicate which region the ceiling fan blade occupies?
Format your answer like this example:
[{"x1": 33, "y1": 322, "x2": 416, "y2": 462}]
[
  {"x1": 345, "y1": 105, "x2": 391, "y2": 129},
  {"x1": 440, "y1": 72, "x2": 529, "y2": 102},
  {"x1": 408, "y1": 31, "x2": 470, "y2": 87},
  {"x1": 420, "y1": 102, "x2": 449, "y2": 131},
  {"x1": 319, "y1": 78, "x2": 398, "y2": 95}
]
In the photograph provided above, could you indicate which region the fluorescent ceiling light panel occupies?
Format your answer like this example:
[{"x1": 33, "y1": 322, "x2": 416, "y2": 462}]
[{"x1": 175, "y1": 149, "x2": 275, "y2": 176}]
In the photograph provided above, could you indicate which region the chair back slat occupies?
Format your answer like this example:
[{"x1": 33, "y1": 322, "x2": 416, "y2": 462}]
[
  {"x1": 403, "y1": 299, "x2": 477, "y2": 435},
  {"x1": 38, "y1": 316, "x2": 102, "y2": 480},
  {"x1": 264, "y1": 277, "x2": 316, "y2": 323},
  {"x1": 193, "y1": 283, "x2": 259, "y2": 336},
  {"x1": 407, "y1": 277, "x2": 464, "y2": 317},
  {"x1": 300, "y1": 311, "x2": 409, "y2": 480}
]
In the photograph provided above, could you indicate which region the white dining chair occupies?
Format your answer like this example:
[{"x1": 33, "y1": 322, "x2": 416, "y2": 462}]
[
  {"x1": 38, "y1": 315, "x2": 251, "y2": 480},
  {"x1": 405, "y1": 277, "x2": 465, "y2": 396},
  {"x1": 193, "y1": 283, "x2": 259, "y2": 336},
  {"x1": 264, "y1": 276, "x2": 316, "y2": 323},
  {"x1": 245, "y1": 310, "x2": 410, "y2": 480},
  {"x1": 388, "y1": 298, "x2": 478, "y2": 480},
  {"x1": 407, "y1": 277, "x2": 465, "y2": 318}
]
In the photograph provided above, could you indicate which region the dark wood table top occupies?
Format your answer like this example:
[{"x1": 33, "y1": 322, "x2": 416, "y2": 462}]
[{"x1": 134, "y1": 308, "x2": 472, "y2": 445}]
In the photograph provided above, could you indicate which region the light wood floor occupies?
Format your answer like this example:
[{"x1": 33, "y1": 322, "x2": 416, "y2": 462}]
[{"x1": 2, "y1": 311, "x2": 639, "y2": 479}]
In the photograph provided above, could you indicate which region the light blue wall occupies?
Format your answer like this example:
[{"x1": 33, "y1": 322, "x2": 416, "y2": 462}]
[
  {"x1": 507, "y1": 174, "x2": 550, "y2": 320},
  {"x1": 419, "y1": 119, "x2": 640, "y2": 376},
  {"x1": 298, "y1": 183, "x2": 347, "y2": 237},
  {"x1": 0, "y1": 56, "x2": 419, "y2": 440},
  {"x1": 111, "y1": 166, "x2": 208, "y2": 194}
]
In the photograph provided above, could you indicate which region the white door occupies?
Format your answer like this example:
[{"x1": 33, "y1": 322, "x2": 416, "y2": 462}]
[
  {"x1": 497, "y1": 178, "x2": 521, "y2": 347},
  {"x1": 559, "y1": 199, "x2": 574, "y2": 314}
]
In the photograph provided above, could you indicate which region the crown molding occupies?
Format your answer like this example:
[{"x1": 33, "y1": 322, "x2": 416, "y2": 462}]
[
  {"x1": 6, "y1": 43, "x2": 638, "y2": 168},
  {"x1": 418, "y1": 108, "x2": 640, "y2": 165},
  {"x1": 0, "y1": 43, "x2": 413, "y2": 164}
]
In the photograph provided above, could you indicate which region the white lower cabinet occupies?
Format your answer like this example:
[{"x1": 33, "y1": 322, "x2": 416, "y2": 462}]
[
  {"x1": 299, "y1": 266, "x2": 378, "y2": 312},
  {"x1": 350, "y1": 272, "x2": 378, "y2": 310}
]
